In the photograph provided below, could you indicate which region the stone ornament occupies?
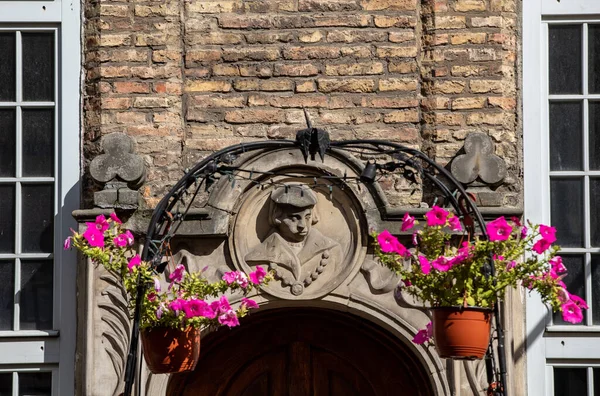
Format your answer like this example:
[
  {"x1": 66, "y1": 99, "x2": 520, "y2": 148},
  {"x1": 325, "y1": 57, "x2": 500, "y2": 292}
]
[
  {"x1": 89, "y1": 133, "x2": 146, "y2": 208},
  {"x1": 451, "y1": 132, "x2": 507, "y2": 185},
  {"x1": 229, "y1": 176, "x2": 363, "y2": 300}
]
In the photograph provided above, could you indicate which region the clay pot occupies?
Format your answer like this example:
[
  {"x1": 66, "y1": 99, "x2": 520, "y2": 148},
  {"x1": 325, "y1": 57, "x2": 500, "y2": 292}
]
[
  {"x1": 141, "y1": 326, "x2": 201, "y2": 374},
  {"x1": 432, "y1": 307, "x2": 493, "y2": 360}
]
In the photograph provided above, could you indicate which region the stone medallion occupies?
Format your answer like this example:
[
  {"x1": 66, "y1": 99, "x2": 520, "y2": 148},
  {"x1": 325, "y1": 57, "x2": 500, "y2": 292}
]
[{"x1": 229, "y1": 172, "x2": 364, "y2": 300}]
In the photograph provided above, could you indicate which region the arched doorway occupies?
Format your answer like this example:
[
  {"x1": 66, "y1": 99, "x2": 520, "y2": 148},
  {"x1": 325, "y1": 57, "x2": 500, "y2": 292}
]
[{"x1": 167, "y1": 308, "x2": 434, "y2": 396}]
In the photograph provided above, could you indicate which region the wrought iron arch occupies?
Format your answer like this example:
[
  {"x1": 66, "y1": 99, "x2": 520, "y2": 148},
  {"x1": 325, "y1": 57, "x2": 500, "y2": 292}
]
[{"x1": 122, "y1": 127, "x2": 508, "y2": 396}]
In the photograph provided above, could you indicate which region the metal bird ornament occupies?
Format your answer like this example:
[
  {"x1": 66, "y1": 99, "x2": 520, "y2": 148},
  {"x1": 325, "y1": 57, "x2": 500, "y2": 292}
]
[{"x1": 295, "y1": 109, "x2": 331, "y2": 163}]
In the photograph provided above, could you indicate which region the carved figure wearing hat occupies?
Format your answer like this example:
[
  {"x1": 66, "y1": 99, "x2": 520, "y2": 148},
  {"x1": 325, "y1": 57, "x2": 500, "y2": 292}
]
[{"x1": 245, "y1": 184, "x2": 342, "y2": 296}]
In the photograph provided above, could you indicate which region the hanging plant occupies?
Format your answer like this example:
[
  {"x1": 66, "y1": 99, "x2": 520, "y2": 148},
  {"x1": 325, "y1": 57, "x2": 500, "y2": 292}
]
[
  {"x1": 65, "y1": 213, "x2": 272, "y2": 373},
  {"x1": 375, "y1": 207, "x2": 587, "y2": 359}
]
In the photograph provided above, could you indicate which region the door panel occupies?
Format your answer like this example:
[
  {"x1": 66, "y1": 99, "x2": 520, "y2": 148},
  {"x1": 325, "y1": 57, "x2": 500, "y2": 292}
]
[{"x1": 169, "y1": 309, "x2": 433, "y2": 396}]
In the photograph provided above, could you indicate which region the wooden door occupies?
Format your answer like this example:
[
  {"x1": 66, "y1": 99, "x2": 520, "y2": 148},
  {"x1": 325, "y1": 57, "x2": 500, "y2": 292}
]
[{"x1": 167, "y1": 309, "x2": 433, "y2": 396}]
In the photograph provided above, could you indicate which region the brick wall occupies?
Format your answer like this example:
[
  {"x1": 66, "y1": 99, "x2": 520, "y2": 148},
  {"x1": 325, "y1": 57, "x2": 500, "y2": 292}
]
[{"x1": 84, "y1": 0, "x2": 519, "y2": 208}]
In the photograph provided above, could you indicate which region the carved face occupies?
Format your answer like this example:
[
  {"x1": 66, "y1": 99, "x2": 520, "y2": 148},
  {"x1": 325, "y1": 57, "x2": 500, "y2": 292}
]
[{"x1": 276, "y1": 207, "x2": 313, "y2": 243}]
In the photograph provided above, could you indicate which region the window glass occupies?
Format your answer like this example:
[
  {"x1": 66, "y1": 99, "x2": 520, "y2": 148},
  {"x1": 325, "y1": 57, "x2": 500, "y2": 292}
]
[
  {"x1": 554, "y1": 367, "x2": 587, "y2": 396},
  {"x1": 549, "y1": 25, "x2": 582, "y2": 94}
]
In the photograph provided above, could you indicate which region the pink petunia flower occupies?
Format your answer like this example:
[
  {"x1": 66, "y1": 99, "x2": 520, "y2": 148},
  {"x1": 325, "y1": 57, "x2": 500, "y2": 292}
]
[
  {"x1": 432, "y1": 256, "x2": 453, "y2": 272},
  {"x1": 539, "y1": 225, "x2": 557, "y2": 244},
  {"x1": 249, "y1": 266, "x2": 267, "y2": 284},
  {"x1": 511, "y1": 216, "x2": 522, "y2": 227},
  {"x1": 222, "y1": 271, "x2": 249, "y2": 288},
  {"x1": 377, "y1": 230, "x2": 410, "y2": 256},
  {"x1": 533, "y1": 238, "x2": 552, "y2": 254},
  {"x1": 550, "y1": 256, "x2": 567, "y2": 274},
  {"x1": 418, "y1": 255, "x2": 431, "y2": 275},
  {"x1": 83, "y1": 228, "x2": 105, "y2": 248},
  {"x1": 156, "y1": 304, "x2": 164, "y2": 319},
  {"x1": 569, "y1": 294, "x2": 589, "y2": 310},
  {"x1": 113, "y1": 234, "x2": 129, "y2": 248},
  {"x1": 425, "y1": 206, "x2": 449, "y2": 227},
  {"x1": 401, "y1": 212, "x2": 415, "y2": 232},
  {"x1": 169, "y1": 264, "x2": 186, "y2": 283},
  {"x1": 123, "y1": 230, "x2": 135, "y2": 246},
  {"x1": 506, "y1": 261, "x2": 517, "y2": 270},
  {"x1": 412, "y1": 322, "x2": 433, "y2": 345},
  {"x1": 561, "y1": 300, "x2": 583, "y2": 324},
  {"x1": 110, "y1": 212, "x2": 122, "y2": 224},
  {"x1": 153, "y1": 278, "x2": 161, "y2": 293},
  {"x1": 94, "y1": 215, "x2": 110, "y2": 233},
  {"x1": 521, "y1": 226, "x2": 528, "y2": 239},
  {"x1": 63, "y1": 237, "x2": 71, "y2": 250},
  {"x1": 168, "y1": 298, "x2": 185, "y2": 314},
  {"x1": 183, "y1": 299, "x2": 215, "y2": 319},
  {"x1": 147, "y1": 292, "x2": 156, "y2": 302},
  {"x1": 222, "y1": 271, "x2": 237, "y2": 285},
  {"x1": 241, "y1": 297, "x2": 259, "y2": 310},
  {"x1": 486, "y1": 217, "x2": 513, "y2": 242},
  {"x1": 218, "y1": 310, "x2": 240, "y2": 327},
  {"x1": 448, "y1": 215, "x2": 462, "y2": 231},
  {"x1": 412, "y1": 232, "x2": 419, "y2": 246},
  {"x1": 127, "y1": 255, "x2": 141, "y2": 272}
]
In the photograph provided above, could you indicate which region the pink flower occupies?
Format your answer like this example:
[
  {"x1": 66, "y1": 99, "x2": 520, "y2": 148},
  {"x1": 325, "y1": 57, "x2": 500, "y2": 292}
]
[
  {"x1": 539, "y1": 225, "x2": 557, "y2": 243},
  {"x1": 448, "y1": 215, "x2": 462, "y2": 231},
  {"x1": 183, "y1": 299, "x2": 216, "y2": 319},
  {"x1": 377, "y1": 230, "x2": 409, "y2": 256},
  {"x1": 156, "y1": 305, "x2": 164, "y2": 319},
  {"x1": 218, "y1": 310, "x2": 240, "y2": 327},
  {"x1": 147, "y1": 292, "x2": 156, "y2": 302},
  {"x1": 506, "y1": 261, "x2": 517, "y2": 270},
  {"x1": 113, "y1": 234, "x2": 129, "y2": 248},
  {"x1": 511, "y1": 216, "x2": 522, "y2": 227},
  {"x1": 168, "y1": 298, "x2": 185, "y2": 314},
  {"x1": 569, "y1": 294, "x2": 589, "y2": 310},
  {"x1": 241, "y1": 297, "x2": 259, "y2": 310},
  {"x1": 222, "y1": 271, "x2": 237, "y2": 284},
  {"x1": 83, "y1": 228, "x2": 105, "y2": 248},
  {"x1": 561, "y1": 300, "x2": 583, "y2": 324},
  {"x1": 110, "y1": 212, "x2": 122, "y2": 224},
  {"x1": 432, "y1": 256, "x2": 453, "y2": 272},
  {"x1": 128, "y1": 255, "x2": 141, "y2": 271},
  {"x1": 425, "y1": 206, "x2": 449, "y2": 227},
  {"x1": 521, "y1": 227, "x2": 528, "y2": 239},
  {"x1": 549, "y1": 256, "x2": 566, "y2": 278},
  {"x1": 486, "y1": 217, "x2": 513, "y2": 242},
  {"x1": 412, "y1": 322, "x2": 432, "y2": 345},
  {"x1": 533, "y1": 238, "x2": 552, "y2": 254},
  {"x1": 557, "y1": 288, "x2": 569, "y2": 303},
  {"x1": 94, "y1": 215, "x2": 110, "y2": 232},
  {"x1": 418, "y1": 255, "x2": 431, "y2": 275},
  {"x1": 123, "y1": 230, "x2": 135, "y2": 246},
  {"x1": 249, "y1": 266, "x2": 267, "y2": 284},
  {"x1": 63, "y1": 237, "x2": 71, "y2": 250},
  {"x1": 401, "y1": 212, "x2": 415, "y2": 232},
  {"x1": 222, "y1": 271, "x2": 249, "y2": 288},
  {"x1": 412, "y1": 232, "x2": 418, "y2": 246},
  {"x1": 169, "y1": 264, "x2": 186, "y2": 283},
  {"x1": 153, "y1": 278, "x2": 161, "y2": 293}
]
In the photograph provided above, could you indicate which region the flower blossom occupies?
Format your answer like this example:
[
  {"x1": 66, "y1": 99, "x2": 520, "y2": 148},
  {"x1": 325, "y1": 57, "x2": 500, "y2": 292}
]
[
  {"x1": 169, "y1": 264, "x2": 186, "y2": 283},
  {"x1": 211, "y1": 296, "x2": 239, "y2": 327},
  {"x1": 153, "y1": 278, "x2": 161, "y2": 293},
  {"x1": 83, "y1": 227, "x2": 105, "y2": 248},
  {"x1": 412, "y1": 322, "x2": 433, "y2": 344},
  {"x1": 401, "y1": 212, "x2": 415, "y2": 232},
  {"x1": 240, "y1": 297, "x2": 259, "y2": 310},
  {"x1": 533, "y1": 238, "x2": 552, "y2": 254},
  {"x1": 418, "y1": 255, "x2": 431, "y2": 275},
  {"x1": 183, "y1": 299, "x2": 216, "y2": 319},
  {"x1": 569, "y1": 294, "x2": 589, "y2": 310},
  {"x1": 223, "y1": 271, "x2": 249, "y2": 288},
  {"x1": 426, "y1": 206, "x2": 449, "y2": 227},
  {"x1": 156, "y1": 304, "x2": 164, "y2": 319},
  {"x1": 448, "y1": 215, "x2": 462, "y2": 231},
  {"x1": 168, "y1": 298, "x2": 186, "y2": 314},
  {"x1": 123, "y1": 230, "x2": 135, "y2": 246},
  {"x1": 63, "y1": 237, "x2": 71, "y2": 250},
  {"x1": 486, "y1": 217, "x2": 513, "y2": 242},
  {"x1": 218, "y1": 310, "x2": 240, "y2": 327},
  {"x1": 377, "y1": 230, "x2": 409, "y2": 256},
  {"x1": 113, "y1": 234, "x2": 129, "y2": 248},
  {"x1": 561, "y1": 300, "x2": 583, "y2": 324},
  {"x1": 521, "y1": 226, "x2": 528, "y2": 239},
  {"x1": 432, "y1": 256, "x2": 453, "y2": 272},
  {"x1": 539, "y1": 225, "x2": 557, "y2": 244},
  {"x1": 511, "y1": 216, "x2": 522, "y2": 227},
  {"x1": 110, "y1": 212, "x2": 122, "y2": 224},
  {"x1": 249, "y1": 266, "x2": 267, "y2": 284},
  {"x1": 127, "y1": 255, "x2": 141, "y2": 271}
]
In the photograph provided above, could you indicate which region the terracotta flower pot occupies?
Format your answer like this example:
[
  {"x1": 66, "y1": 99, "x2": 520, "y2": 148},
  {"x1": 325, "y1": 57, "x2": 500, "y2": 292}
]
[
  {"x1": 141, "y1": 326, "x2": 201, "y2": 374},
  {"x1": 432, "y1": 307, "x2": 493, "y2": 360}
]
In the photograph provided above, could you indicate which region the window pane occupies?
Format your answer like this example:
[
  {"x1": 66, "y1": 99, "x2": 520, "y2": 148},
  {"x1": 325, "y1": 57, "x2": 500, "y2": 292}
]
[
  {"x1": 551, "y1": 178, "x2": 584, "y2": 247},
  {"x1": 0, "y1": 32, "x2": 16, "y2": 101},
  {"x1": 550, "y1": 101, "x2": 583, "y2": 171},
  {"x1": 22, "y1": 109, "x2": 54, "y2": 177},
  {"x1": 549, "y1": 25, "x2": 582, "y2": 94},
  {"x1": 590, "y1": 102, "x2": 600, "y2": 170},
  {"x1": 554, "y1": 255, "x2": 586, "y2": 325},
  {"x1": 0, "y1": 373, "x2": 12, "y2": 395},
  {"x1": 554, "y1": 367, "x2": 587, "y2": 396},
  {"x1": 590, "y1": 25, "x2": 600, "y2": 93},
  {"x1": 594, "y1": 368, "x2": 600, "y2": 396},
  {"x1": 592, "y1": 256, "x2": 600, "y2": 325},
  {"x1": 0, "y1": 109, "x2": 16, "y2": 177},
  {"x1": 0, "y1": 185, "x2": 15, "y2": 253},
  {"x1": 21, "y1": 185, "x2": 54, "y2": 253},
  {"x1": 591, "y1": 179, "x2": 600, "y2": 246},
  {"x1": 18, "y1": 372, "x2": 51, "y2": 396},
  {"x1": 22, "y1": 32, "x2": 54, "y2": 102},
  {"x1": 20, "y1": 261, "x2": 53, "y2": 330},
  {"x1": 0, "y1": 261, "x2": 14, "y2": 331}
]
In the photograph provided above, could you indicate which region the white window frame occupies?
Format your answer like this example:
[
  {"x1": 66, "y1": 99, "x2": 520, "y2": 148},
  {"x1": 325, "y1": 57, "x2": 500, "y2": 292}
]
[
  {"x1": 0, "y1": 1, "x2": 80, "y2": 395},
  {"x1": 524, "y1": 1, "x2": 600, "y2": 395}
]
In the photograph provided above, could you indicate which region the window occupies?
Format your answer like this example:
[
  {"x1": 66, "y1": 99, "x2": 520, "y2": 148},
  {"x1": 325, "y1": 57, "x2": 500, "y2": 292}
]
[
  {"x1": 524, "y1": 2, "x2": 600, "y2": 395},
  {"x1": 0, "y1": 1, "x2": 80, "y2": 395}
]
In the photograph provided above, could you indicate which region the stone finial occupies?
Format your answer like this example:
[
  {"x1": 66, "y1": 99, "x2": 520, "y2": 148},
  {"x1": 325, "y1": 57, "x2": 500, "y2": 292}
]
[
  {"x1": 90, "y1": 133, "x2": 145, "y2": 209},
  {"x1": 450, "y1": 133, "x2": 507, "y2": 185}
]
